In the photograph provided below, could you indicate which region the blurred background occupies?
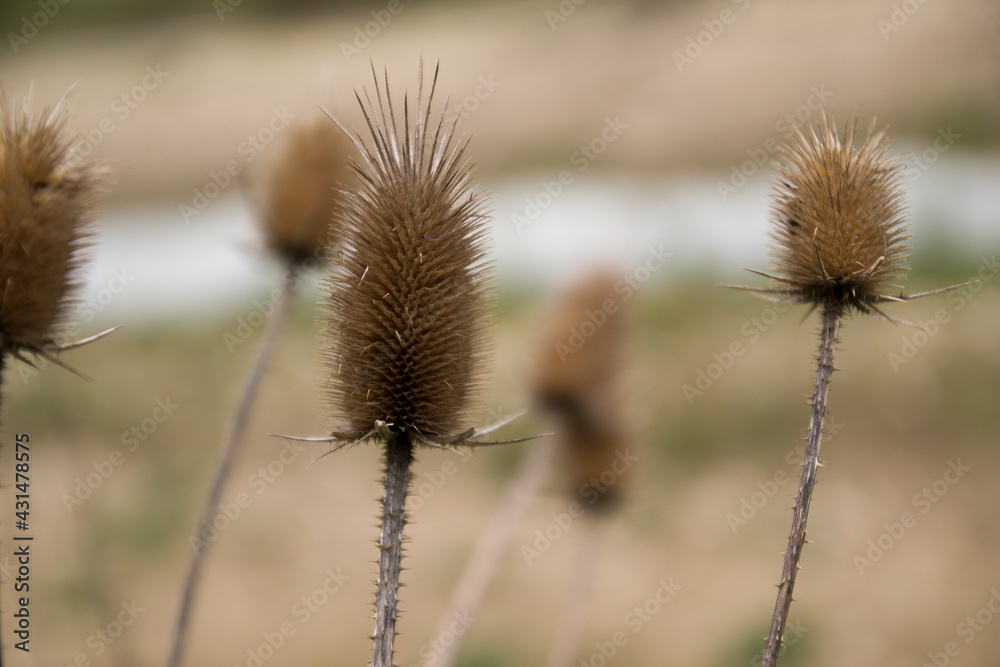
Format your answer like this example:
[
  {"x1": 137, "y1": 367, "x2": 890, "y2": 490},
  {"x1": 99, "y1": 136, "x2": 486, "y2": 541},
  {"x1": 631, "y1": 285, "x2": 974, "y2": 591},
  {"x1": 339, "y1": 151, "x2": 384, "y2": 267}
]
[{"x1": 2, "y1": 0, "x2": 999, "y2": 665}]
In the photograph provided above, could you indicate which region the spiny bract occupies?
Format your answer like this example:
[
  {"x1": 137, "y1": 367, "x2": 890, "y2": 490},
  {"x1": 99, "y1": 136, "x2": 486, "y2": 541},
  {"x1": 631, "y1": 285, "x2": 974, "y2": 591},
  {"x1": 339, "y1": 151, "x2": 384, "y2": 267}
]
[
  {"x1": 321, "y1": 63, "x2": 493, "y2": 439},
  {"x1": 0, "y1": 93, "x2": 101, "y2": 356},
  {"x1": 767, "y1": 110, "x2": 909, "y2": 311}
]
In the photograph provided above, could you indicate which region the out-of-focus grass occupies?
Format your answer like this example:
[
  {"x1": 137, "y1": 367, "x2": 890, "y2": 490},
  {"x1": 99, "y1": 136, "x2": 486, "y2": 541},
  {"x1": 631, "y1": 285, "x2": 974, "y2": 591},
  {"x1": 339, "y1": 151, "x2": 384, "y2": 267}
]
[{"x1": 4, "y1": 243, "x2": 998, "y2": 665}]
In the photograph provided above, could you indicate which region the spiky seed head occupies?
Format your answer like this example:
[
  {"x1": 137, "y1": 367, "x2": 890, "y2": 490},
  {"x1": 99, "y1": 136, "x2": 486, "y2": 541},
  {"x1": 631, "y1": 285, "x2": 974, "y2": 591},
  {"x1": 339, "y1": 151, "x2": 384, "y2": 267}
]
[
  {"x1": 320, "y1": 62, "x2": 493, "y2": 439},
  {"x1": 534, "y1": 270, "x2": 630, "y2": 509},
  {"x1": 767, "y1": 110, "x2": 909, "y2": 312},
  {"x1": 534, "y1": 270, "x2": 626, "y2": 417},
  {"x1": 257, "y1": 113, "x2": 354, "y2": 265},
  {"x1": 0, "y1": 93, "x2": 102, "y2": 357}
]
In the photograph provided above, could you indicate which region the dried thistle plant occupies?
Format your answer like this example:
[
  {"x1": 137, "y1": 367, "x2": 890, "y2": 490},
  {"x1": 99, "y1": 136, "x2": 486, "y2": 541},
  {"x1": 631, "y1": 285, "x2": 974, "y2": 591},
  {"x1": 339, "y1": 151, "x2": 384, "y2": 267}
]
[
  {"x1": 310, "y1": 61, "x2": 530, "y2": 667},
  {"x1": 257, "y1": 113, "x2": 355, "y2": 264},
  {"x1": 534, "y1": 271, "x2": 631, "y2": 667},
  {"x1": 733, "y1": 110, "x2": 971, "y2": 667},
  {"x1": 0, "y1": 91, "x2": 112, "y2": 372},
  {"x1": 425, "y1": 270, "x2": 634, "y2": 667},
  {"x1": 0, "y1": 90, "x2": 110, "y2": 661},
  {"x1": 167, "y1": 113, "x2": 352, "y2": 667},
  {"x1": 535, "y1": 270, "x2": 631, "y2": 511}
]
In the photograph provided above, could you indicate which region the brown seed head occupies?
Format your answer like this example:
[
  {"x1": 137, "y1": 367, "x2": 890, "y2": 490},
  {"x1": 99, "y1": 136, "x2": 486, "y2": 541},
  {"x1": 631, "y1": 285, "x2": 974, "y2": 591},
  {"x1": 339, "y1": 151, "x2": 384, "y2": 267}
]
[
  {"x1": 320, "y1": 62, "x2": 493, "y2": 439},
  {"x1": 534, "y1": 270, "x2": 631, "y2": 509},
  {"x1": 0, "y1": 93, "x2": 102, "y2": 356},
  {"x1": 257, "y1": 113, "x2": 355, "y2": 265},
  {"x1": 767, "y1": 110, "x2": 909, "y2": 311}
]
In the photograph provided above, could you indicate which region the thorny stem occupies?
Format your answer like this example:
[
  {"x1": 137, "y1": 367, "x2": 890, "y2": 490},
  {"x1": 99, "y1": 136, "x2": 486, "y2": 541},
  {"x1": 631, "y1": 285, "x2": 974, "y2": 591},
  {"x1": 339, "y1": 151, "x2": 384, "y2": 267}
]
[
  {"x1": 761, "y1": 298, "x2": 841, "y2": 667},
  {"x1": 372, "y1": 433, "x2": 414, "y2": 667},
  {"x1": 428, "y1": 438, "x2": 559, "y2": 667},
  {"x1": 167, "y1": 266, "x2": 297, "y2": 667}
]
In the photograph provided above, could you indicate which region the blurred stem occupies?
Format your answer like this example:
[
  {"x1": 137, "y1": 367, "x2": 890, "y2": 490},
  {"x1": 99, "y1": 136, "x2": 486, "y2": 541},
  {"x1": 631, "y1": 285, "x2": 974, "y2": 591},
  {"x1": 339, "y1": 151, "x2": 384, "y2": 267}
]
[
  {"x1": 428, "y1": 438, "x2": 559, "y2": 667},
  {"x1": 546, "y1": 516, "x2": 602, "y2": 667},
  {"x1": 166, "y1": 265, "x2": 298, "y2": 667},
  {"x1": 761, "y1": 299, "x2": 841, "y2": 667},
  {"x1": 372, "y1": 433, "x2": 414, "y2": 667}
]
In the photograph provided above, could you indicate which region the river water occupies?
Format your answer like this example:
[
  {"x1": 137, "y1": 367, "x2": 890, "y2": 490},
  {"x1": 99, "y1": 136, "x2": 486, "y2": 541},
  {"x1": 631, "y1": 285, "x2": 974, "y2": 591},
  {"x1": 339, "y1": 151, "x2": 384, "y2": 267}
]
[{"x1": 79, "y1": 152, "x2": 1000, "y2": 323}]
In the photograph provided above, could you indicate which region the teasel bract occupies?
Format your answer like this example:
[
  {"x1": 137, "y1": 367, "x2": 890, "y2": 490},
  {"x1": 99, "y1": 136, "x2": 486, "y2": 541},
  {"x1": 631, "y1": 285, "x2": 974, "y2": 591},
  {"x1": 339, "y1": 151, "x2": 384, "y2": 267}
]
[
  {"x1": 734, "y1": 110, "x2": 971, "y2": 667},
  {"x1": 318, "y1": 61, "x2": 513, "y2": 667},
  {"x1": 0, "y1": 90, "x2": 109, "y2": 665},
  {"x1": 166, "y1": 111, "x2": 355, "y2": 667}
]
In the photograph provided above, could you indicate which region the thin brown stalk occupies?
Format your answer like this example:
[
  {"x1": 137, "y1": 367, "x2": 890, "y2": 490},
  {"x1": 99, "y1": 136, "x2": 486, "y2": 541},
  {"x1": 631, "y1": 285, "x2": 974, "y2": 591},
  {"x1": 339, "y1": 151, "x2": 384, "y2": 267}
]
[
  {"x1": 372, "y1": 433, "x2": 415, "y2": 667},
  {"x1": 761, "y1": 298, "x2": 841, "y2": 667},
  {"x1": 166, "y1": 265, "x2": 297, "y2": 667},
  {"x1": 546, "y1": 516, "x2": 602, "y2": 667},
  {"x1": 428, "y1": 438, "x2": 559, "y2": 667}
]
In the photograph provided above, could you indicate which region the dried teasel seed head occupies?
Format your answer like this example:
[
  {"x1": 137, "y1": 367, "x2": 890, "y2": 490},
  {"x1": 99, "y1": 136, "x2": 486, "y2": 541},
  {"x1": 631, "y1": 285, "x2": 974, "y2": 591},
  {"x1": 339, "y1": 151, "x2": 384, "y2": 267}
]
[
  {"x1": 256, "y1": 113, "x2": 355, "y2": 265},
  {"x1": 320, "y1": 62, "x2": 493, "y2": 439},
  {"x1": 0, "y1": 92, "x2": 103, "y2": 357},
  {"x1": 767, "y1": 110, "x2": 909, "y2": 312},
  {"x1": 534, "y1": 270, "x2": 631, "y2": 509}
]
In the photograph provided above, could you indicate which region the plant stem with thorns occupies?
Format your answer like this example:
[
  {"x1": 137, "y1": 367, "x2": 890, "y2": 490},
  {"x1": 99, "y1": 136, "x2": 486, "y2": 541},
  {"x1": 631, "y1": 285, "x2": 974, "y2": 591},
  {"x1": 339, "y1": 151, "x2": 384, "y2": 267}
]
[
  {"x1": 372, "y1": 433, "x2": 415, "y2": 667},
  {"x1": 167, "y1": 266, "x2": 297, "y2": 667},
  {"x1": 761, "y1": 298, "x2": 841, "y2": 667}
]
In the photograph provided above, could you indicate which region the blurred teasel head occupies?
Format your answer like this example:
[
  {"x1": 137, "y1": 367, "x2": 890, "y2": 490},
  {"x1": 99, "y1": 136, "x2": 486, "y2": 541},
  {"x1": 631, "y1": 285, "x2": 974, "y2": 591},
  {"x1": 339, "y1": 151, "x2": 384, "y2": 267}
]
[
  {"x1": 534, "y1": 270, "x2": 631, "y2": 508},
  {"x1": 763, "y1": 110, "x2": 909, "y2": 313},
  {"x1": 320, "y1": 61, "x2": 493, "y2": 442},
  {"x1": 0, "y1": 92, "x2": 103, "y2": 360},
  {"x1": 256, "y1": 113, "x2": 355, "y2": 265}
]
